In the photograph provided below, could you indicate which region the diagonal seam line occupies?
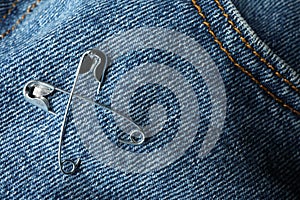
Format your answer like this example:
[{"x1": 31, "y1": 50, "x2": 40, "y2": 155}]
[
  {"x1": 191, "y1": 0, "x2": 300, "y2": 116},
  {"x1": 0, "y1": 0, "x2": 20, "y2": 23},
  {"x1": 0, "y1": 0, "x2": 41, "y2": 39},
  {"x1": 213, "y1": 0, "x2": 300, "y2": 95}
]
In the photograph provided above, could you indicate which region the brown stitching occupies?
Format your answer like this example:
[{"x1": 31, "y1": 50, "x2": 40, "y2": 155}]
[
  {"x1": 0, "y1": 0, "x2": 20, "y2": 23},
  {"x1": 0, "y1": 0, "x2": 41, "y2": 39},
  {"x1": 191, "y1": 0, "x2": 300, "y2": 116},
  {"x1": 213, "y1": 0, "x2": 300, "y2": 94}
]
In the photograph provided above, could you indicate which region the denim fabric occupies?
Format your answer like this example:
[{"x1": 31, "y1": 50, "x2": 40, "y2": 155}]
[
  {"x1": 0, "y1": 0, "x2": 33, "y2": 35},
  {"x1": 0, "y1": 0, "x2": 300, "y2": 199},
  {"x1": 232, "y1": 0, "x2": 300, "y2": 73},
  {"x1": 0, "y1": 0, "x2": 15, "y2": 17}
]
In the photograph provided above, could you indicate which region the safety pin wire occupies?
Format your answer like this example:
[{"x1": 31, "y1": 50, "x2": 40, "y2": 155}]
[
  {"x1": 57, "y1": 85, "x2": 145, "y2": 174},
  {"x1": 58, "y1": 52, "x2": 145, "y2": 175},
  {"x1": 23, "y1": 50, "x2": 146, "y2": 175},
  {"x1": 58, "y1": 53, "x2": 83, "y2": 175},
  {"x1": 56, "y1": 87, "x2": 144, "y2": 136}
]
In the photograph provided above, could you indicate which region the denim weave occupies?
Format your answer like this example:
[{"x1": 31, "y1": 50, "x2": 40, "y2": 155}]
[
  {"x1": 232, "y1": 0, "x2": 300, "y2": 73},
  {"x1": 0, "y1": 0, "x2": 299, "y2": 199}
]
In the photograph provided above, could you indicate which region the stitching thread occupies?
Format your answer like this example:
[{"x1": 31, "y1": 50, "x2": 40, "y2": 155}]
[
  {"x1": 191, "y1": 0, "x2": 300, "y2": 116},
  {"x1": 0, "y1": 0, "x2": 20, "y2": 23},
  {"x1": 0, "y1": 0, "x2": 41, "y2": 39},
  {"x1": 213, "y1": 0, "x2": 300, "y2": 94}
]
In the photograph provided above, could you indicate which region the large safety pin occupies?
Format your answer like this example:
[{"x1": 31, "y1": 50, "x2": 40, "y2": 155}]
[{"x1": 23, "y1": 49, "x2": 146, "y2": 175}]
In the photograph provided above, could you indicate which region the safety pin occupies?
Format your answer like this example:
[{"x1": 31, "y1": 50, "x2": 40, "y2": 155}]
[{"x1": 23, "y1": 49, "x2": 145, "y2": 175}]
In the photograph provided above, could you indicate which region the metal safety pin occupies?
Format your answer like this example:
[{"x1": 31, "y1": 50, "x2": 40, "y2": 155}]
[{"x1": 23, "y1": 49, "x2": 145, "y2": 175}]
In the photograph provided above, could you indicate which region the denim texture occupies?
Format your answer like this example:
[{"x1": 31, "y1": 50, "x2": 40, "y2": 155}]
[
  {"x1": 0, "y1": 0, "x2": 300, "y2": 199},
  {"x1": 0, "y1": 0, "x2": 15, "y2": 17},
  {"x1": 232, "y1": 0, "x2": 300, "y2": 73}
]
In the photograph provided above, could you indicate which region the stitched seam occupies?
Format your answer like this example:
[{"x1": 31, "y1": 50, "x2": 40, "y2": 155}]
[
  {"x1": 191, "y1": 0, "x2": 300, "y2": 116},
  {"x1": 0, "y1": 0, "x2": 20, "y2": 23},
  {"x1": 213, "y1": 0, "x2": 300, "y2": 94},
  {"x1": 0, "y1": 0, "x2": 41, "y2": 39}
]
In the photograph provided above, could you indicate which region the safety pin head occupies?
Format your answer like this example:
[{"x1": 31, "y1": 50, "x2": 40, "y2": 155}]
[
  {"x1": 23, "y1": 80, "x2": 55, "y2": 113},
  {"x1": 79, "y1": 49, "x2": 108, "y2": 86},
  {"x1": 23, "y1": 49, "x2": 147, "y2": 175}
]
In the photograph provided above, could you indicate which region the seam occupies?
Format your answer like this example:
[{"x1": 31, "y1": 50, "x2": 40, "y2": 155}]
[
  {"x1": 191, "y1": 0, "x2": 300, "y2": 116},
  {"x1": 213, "y1": 0, "x2": 300, "y2": 94},
  {"x1": 0, "y1": 0, "x2": 41, "y2": 39},
  {"x1": 0, "y1": 0, "x2": 20, "y2": 23}
]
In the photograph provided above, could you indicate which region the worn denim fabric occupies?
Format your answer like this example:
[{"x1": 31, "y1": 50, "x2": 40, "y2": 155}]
[
  {"x1": 232, "y1": 0, "x2": 300, "y2": 73},
  {"x1": 0, "y1": 0, "x2": 300, "y2": 199}
]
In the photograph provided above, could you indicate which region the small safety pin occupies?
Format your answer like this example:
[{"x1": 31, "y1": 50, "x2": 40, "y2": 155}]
[
  {"x1": 23, "y1": 80, "x2": 146, "y2": 144},
  {"x1": 23, "y1": 49, "x2": 146, "y2": 175}
]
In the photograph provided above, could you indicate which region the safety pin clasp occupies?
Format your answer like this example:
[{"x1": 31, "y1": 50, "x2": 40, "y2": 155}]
[
  {"x1": 23, "y1": 49, "x2": 147, "y2": 175},
  {"x1": 23, "y1": 80, "x2": 56, "y2": 115}
]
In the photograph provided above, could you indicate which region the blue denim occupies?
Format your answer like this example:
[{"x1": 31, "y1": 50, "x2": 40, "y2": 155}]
[
  {"x1": 0, "y1": 0, "x2": 299, "y2": 199},
  {"x1": 232, "y1": 0, "x2": 300, "y2": 73}
]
